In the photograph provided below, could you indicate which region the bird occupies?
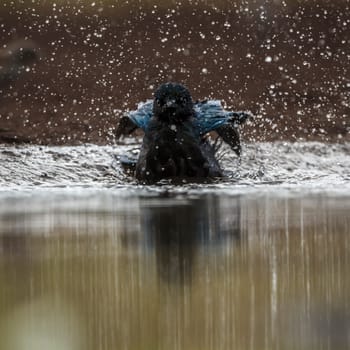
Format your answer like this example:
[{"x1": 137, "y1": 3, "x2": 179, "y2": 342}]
[{"x1": 116, "y1": 82, "x2": 252, "y2": 183}]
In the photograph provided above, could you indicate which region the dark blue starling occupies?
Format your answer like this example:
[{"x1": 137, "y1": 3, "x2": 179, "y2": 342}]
[{"x1": 116, "y1": 82, "x2": 252, "y2": 182}]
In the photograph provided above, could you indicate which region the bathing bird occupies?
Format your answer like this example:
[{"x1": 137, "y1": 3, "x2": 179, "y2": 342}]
[{"x1": 116, "y1": 82, "x2": 252, "y2": 182}]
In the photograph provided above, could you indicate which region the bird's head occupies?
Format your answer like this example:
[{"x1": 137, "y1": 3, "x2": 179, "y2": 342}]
[{"x1": 153, "y1": 82, "x2": 194, "y2": 123}]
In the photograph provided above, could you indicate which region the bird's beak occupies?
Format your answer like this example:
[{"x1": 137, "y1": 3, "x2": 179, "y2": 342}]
[{"x1": 164, "y1": 99, "x2": 176, "y2": 109}]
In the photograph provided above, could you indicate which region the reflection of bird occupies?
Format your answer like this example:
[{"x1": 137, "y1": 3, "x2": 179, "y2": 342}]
[
  {"x1": 116, "y1": 82, "x2": 252, "y2": 182},
  {"x1": 139, "y1": 195, "x2": 241, "y2": 285}
]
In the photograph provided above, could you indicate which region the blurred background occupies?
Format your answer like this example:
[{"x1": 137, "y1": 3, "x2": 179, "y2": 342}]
[{"x1": 0, "y1": 0, "x2": 349, "y2": 144}]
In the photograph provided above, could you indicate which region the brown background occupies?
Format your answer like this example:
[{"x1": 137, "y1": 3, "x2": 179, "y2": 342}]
[{"x1": 0, "y1": 0, "x2": 349, "y2": 144}]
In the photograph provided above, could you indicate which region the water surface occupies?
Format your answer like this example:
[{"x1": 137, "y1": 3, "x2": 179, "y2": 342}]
[
  {"x1": 1, "y1": 142, "x2": 349, "y2": 191},
  {"x1": 0, "y1": 190, "x2": 349, "y2": 350}
]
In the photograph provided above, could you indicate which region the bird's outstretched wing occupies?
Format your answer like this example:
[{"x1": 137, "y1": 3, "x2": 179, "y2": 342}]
[
  {"x1": 128, "y1": 100, "x2": 153, "y2": 130},
  {"x1": 192, "y1": 100, "x2": 251, "y2": 136},
  {"x1": 115, "y1": 99, "x2": 252, "y2": 157},
  {"x1": 115, "y1": 100, "x2": 152, "y2": 137}
]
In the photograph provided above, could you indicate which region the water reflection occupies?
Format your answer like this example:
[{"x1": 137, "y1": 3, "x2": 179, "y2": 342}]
[
  {"x1": 138, "y1": 195, "x2": 241, "y2": 284},
  {"x1": 0, "y1": 192, "x2": 349, "y2": 350}
]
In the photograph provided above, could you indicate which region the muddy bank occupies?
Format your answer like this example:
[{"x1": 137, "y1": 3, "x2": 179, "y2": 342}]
[{"x1": 0, "y1": 1, "x2": 349, "y2": 144}]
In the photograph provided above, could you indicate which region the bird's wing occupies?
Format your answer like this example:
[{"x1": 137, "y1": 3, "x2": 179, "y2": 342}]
[
  {"x1": 194, "y1": 100, "x2": 253, "y2": 156},
  {"x1": 115, "y1": 100, "x2": 153, "y2": 137},
  {"x1": 127, "y1": 100, "x2": 153, "y2": 131},
  {"x1": 193, "y1": 100, "x2": 251, "y2": 135},
  {"x1": 116, "y1": 99, "x2": 252, "y2": 148}
]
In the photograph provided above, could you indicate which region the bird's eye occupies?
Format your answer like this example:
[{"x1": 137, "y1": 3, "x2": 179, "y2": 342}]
[{"x1": 155, "y1": 99, "x2": 161, "y2": 106}]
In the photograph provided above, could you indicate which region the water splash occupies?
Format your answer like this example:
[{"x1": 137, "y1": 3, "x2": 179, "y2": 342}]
[{"x1": 1, "y1": 142, "x2": 349, "y2": 195}]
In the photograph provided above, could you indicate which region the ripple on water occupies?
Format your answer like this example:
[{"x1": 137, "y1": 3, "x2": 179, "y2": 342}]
[{"x1": 0, "y1": 142, "x2": 349, "y2": 195}]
